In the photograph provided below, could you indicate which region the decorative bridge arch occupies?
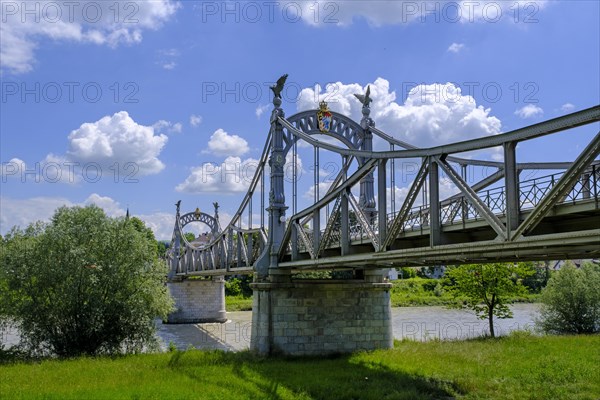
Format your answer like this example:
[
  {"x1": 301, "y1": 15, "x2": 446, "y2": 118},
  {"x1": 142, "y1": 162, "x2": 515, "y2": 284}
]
[{"x1": 165, "y1": 74, "x2": 600, "y2": 355}]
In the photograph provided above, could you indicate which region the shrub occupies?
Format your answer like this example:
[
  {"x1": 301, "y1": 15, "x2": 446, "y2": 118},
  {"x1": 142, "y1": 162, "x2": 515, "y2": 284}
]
[
  {"x1": 537, "y1": 261, "x2": 600, "y2": 334},
  {"x1": 225, "y1": 276, "x2": 252, "y2": 297},
  {"x1": 0, "y1": 206, "x2": 174, "y2": 357}
]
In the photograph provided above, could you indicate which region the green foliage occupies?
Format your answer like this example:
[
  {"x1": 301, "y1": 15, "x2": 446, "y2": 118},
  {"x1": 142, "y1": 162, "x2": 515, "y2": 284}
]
[
  {"x1": 225, "y1": 276, "x2": 253, "y2": 311},
  {"x1": 398, "y1": 267, "x2": 416, "y2": 279},
  {"x1": 156, "y1": 241, "x2": 168, "y2": 258},
  {"x1": 0, "y1": 205, "x2": 174, "y2": 357},
  {"x1": 184, "y1": 232, "x2": 196, "y2": 242},
  {"x1": 446, "y1": 263, "x2": 533, "y2": 337},
  {"x1": 224, "y1": 276, "x2": 252, "y2": 297},
  {"x1": 537, "y1": 261, "x2": 600, "y2": 334},
  {"x1": 390, "y1": 278, "x2": 456, "y2": 307},
  {"x1": 522, "y1": 261, "x2": 552, "y2": 293},
  {"x1": 292, "y1": 271, "x2": 332, "y2": 280}
]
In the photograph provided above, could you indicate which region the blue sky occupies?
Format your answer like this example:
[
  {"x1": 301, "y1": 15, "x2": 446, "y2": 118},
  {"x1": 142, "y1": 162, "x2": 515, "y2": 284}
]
[{"x1": 1, "y1": 0, "x2": 599, "y2": 239}]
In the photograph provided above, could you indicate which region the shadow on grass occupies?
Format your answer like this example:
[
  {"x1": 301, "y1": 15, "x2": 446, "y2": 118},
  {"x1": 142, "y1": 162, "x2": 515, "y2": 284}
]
[{"x1": 168, "y1": 350, "x2": 461, "y2": 400}]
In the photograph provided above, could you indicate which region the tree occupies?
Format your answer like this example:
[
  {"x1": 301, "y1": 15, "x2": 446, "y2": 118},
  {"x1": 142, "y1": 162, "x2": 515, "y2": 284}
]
[
  {"x1": 446, "y1": 263, "x2": 533, "y2": 337},
  {"x1": 0, "y1": 205, "x2": 173, "y2": 357},
  {"x1": 537, "y1": 261, "x2": 600, "y2": 334},
  {"x1": 184, "y1": 232, "x2": 196, "y2": 242}
]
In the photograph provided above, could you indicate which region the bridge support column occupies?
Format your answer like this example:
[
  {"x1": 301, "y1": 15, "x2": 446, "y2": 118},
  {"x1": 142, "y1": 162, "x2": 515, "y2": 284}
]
[
  {"x1": 250, "y1": 269, "x2": 393, "y2": 356},
  {"x1": 166, "y1": 277, "x2": 226, "y2": 324}
]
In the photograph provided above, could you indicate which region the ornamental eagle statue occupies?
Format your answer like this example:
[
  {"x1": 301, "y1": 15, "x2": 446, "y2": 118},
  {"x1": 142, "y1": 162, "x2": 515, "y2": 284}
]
[
  {"x1": 270, "y1": 74, "x2": 288, "y2": 99},
  {"x1": 354, "y1": 85, "x2": 372, "y2": 107}
]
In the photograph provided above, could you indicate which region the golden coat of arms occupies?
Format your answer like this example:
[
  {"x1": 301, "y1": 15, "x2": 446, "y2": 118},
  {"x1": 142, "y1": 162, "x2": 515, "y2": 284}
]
[{"x1": 317, "y1": 100, "x2": 333, "y2": 133}]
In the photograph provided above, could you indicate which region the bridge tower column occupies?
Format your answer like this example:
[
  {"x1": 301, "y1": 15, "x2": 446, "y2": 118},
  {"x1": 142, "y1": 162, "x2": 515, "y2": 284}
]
[
  {"x1": 359, "y1": 104, "x2": 377, "y2": 223},
  {"x1": 251, "y1": 82, "x2": 393, "y2": 356}
]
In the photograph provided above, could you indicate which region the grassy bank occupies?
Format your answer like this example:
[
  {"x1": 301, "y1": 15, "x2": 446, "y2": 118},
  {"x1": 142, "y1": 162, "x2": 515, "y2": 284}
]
[
  {"x1": 226, "y1": 278, "x2": 539, "y2": 311},
  {"x1": 226, "y1": 295, "x2": 253, "y2": 311},
  {"x1": 390, "y1": 277, "x2": 539, "y2": 307},
  {"x1": 1, "y1": 334, "x2": 598, "y2": 399}
]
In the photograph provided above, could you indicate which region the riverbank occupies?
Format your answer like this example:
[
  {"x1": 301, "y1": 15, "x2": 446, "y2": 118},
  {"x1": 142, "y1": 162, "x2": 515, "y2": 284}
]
[
  {"x1": 226, "y1": 277, "x2": 540, "y2": 311},
  {"x1": 1, "y1": 334, "x2": 598, "y2": 399}
]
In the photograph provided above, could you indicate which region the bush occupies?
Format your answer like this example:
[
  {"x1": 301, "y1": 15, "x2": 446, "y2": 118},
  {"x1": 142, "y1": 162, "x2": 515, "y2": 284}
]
[
  {"x1": 0, "y1": 206, "x2": 174, "y2": 357},
  {"x1": 398, "y1": 267, "x2": 416, "y2": 279},
  {"x1": 225, "y1": 276, "x2": 252, "y2": 297},
  {"x1": 537, "y1": 261, "x2": 600, "y2": 334}
]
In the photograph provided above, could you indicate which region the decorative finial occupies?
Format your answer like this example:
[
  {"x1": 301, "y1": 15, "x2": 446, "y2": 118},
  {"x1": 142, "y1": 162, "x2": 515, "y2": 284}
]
[
  {"x1": 194, "y1": 207, "x2": 201, "y2": 218},
  {"x1": 213, "y1": 202, "x2": 219, "y2": 219},
  {"x1": 175, "y1": 200, "x2": 181, "y2": 214},
  {"x1": 270, "y1": 74, "x2": 288, "y2": 103}
]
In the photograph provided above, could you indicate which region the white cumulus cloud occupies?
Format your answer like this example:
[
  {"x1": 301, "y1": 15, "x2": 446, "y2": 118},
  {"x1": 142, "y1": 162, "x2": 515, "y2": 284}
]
[
  {"x1": 560, "y1": 103, "x2": 575, "y2": 113},
  {"x1": 297, "y1": 78, "x2": 502, "y2": 149},
  {"x1": 447, "y1": 42, "x2": 465, "y2": 53},
  {"x1": 256, "y1": 104, "x2": 271, "y2": 119},
  {"x1": 190, "y1": 114, "x2": 203, "y2": 127},
  {"x1": 176, "y1": 156, "x2": 259, "y2": 194},
  {"x1": 153, "y1": 120, "x2": 182, "y2": 135},
  {"x1": 67, "y1": 111, "x2": 168, "y2": 175},
  {"x1": 0, "y1": 158, "x2": 27, "y2": 179},
  {"x1": 514, "y1": 104, "x2": 543, "y2": 119},
  {"x1": 205, "y1": 129, "x2": 249, "y2": 157},
  {"x1": 1, "y1": 0, "x2": 180, "y2": 74}
]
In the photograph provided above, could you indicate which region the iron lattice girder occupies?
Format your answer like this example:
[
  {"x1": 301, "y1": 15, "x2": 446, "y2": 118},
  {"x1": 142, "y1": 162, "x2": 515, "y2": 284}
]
[
  {"x1": 436, "y1": 156, "x2": 508, "y2": 240},
  {"x1": 383, "y1": 158, "x2": 430, "y2": 249},
  {"x1": 300, "y1": 156, "x2": 354, "y2": 228},
  {"x1": 295, "y1": 221, "x2": 316, "y2": 260},
  {"x1": 511, "y1": 130, "x2": 600, "y2": 240},
  {"x1": 318, "y1": 195, "x2": 343, "y2": 256},
  {"x1": 347, "y1": 191, "x2": 379, "y2": 251},
  {"x1": 278, "y1": 158, "x2": 379, "y2": 260}
]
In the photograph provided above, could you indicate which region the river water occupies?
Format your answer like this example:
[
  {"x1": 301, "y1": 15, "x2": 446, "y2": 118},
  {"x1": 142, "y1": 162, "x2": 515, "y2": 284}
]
[
  {"x1": 2, "y1": 304, "x2": 540, "y2": 352},
  {"x1": 155, "y1": 303, "x2": 541, "y2": 352}
]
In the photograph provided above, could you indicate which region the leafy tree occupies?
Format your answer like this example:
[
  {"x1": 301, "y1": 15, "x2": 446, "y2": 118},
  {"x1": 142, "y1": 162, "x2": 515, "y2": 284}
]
[
  {"x1": 398, "y1": 267, "x2": 417, "y2": 279},
  {"x1": 446, "y1": 263, "x2": 533, "y2": 337},
  {"x1": 522, "y1": 261, "x2": 551, "y2": 293},
  {"x1": 0, "y1": 205, "x2": 173, "y2": 357},
  {"x1": 224, "y1": 276, "x2": 253, "y2": 297},
  {"x1": 156, "y1": 241, "x2": 168, "y2": 258},
  {"x1": 537, "y1": 261, "x2": 600, "y2": 334}
]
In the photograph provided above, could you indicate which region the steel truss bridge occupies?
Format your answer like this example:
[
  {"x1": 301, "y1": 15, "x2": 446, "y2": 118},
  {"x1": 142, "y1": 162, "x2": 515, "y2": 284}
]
[{"x1": 167, "y1": 84, "x2": 600, "y2": 280}]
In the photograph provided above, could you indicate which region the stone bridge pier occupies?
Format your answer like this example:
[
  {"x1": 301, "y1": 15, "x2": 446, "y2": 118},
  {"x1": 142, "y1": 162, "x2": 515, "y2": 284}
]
[
  {"x1": 250, "y1": 269, "x2": 393, "y2": 356},
  {"x1": 166, "y1": 277, "x2": 227, "y2": 324}
]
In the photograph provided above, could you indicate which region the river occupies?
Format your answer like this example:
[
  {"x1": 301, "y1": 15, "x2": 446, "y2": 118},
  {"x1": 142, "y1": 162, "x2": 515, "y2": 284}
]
[
  {"x1": 1, "y1": 303, "x2": 540, "y2": 352},
  {"x1": 155, "y1": 303, "x2": 541, "y2": 352}
]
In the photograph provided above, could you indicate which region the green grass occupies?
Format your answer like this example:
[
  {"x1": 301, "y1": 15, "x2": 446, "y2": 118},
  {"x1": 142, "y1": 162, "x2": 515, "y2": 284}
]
[
  {"x1": 1, "y1": 334, "x2": 598, "y2": 399},
  {"x1": 226, "y1": 295, "x2": 253, "y2": 311}
]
